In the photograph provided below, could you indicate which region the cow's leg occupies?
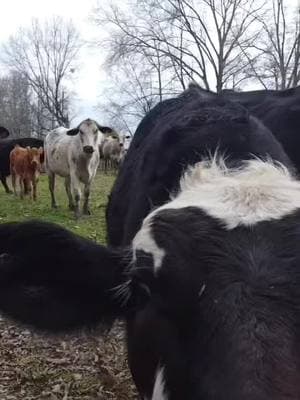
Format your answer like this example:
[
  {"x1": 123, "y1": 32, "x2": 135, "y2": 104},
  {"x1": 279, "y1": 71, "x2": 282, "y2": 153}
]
[
  {"x1": 24, "y1": 179, "x2": 29, "y2": 195},
  {"x1": 48, "y1": 173, "x2": 58, "y2": 208},
  {"x1": 11, "y1": 172, "x2": 17, "y2": 196},
  {"x1": 64, "y1": 176, "x2": 75, "y2": 210},
  {"x1": 27, "y1": 181, "x2": 32, "y2": 199},
  {"x1": 32, "y1": 179, "x2": 37, "y2": 201},
  {"x1": 0, "y1": 174, "x2": 12, "y2": 194},
  {"x1": 19, "y1": 177, "x2": 24, "y2": 199},
  {"x1": 83, "y1": 182, "x2": 91, "y2": 215},
  {"x1": 70, "y1": 173, "x2": 81, "y2": 219}
]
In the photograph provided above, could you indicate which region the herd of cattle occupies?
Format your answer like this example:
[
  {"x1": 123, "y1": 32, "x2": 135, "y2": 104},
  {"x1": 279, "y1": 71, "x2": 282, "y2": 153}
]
[
  {"x1": 1, "y1": 84, "x2": 300, "y2": 399},
  {"x1": 0, "y1": 123, "x2": 131, "y2": 217}
]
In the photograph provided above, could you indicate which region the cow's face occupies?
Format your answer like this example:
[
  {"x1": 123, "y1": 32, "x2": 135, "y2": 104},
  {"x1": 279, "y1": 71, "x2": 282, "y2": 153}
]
[
  {"x1": 126, "y1": 159, "x2": 300, "y2": 399},
  {"x1": 67, "y1": 119, "x2": 113, "y2": 156},
  {"x1": 28, "y1": 147, "x2": 43, "y2": 171}
]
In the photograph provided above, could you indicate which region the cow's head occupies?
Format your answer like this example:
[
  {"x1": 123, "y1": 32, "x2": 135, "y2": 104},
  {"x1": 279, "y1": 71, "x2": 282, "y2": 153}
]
[
  {"x1": 125, "y1": 158, "x2": 300, "y2": 399},
  {"x1": 66, "y1": 119, "x2": 113, "y2": 155},
  {"x1": 27, "y1": 146, "x2": 44, "y2": 170},
  {"x1": 1, "y1": 159, "x2": 300, "y2": 399},
  {"x1": 0, "y1": 126, "x2": 10, "y2": 139}
]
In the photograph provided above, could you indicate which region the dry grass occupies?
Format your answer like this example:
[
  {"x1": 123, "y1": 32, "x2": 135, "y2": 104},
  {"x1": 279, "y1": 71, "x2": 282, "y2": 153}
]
[{"x1": 0, "y1": 172, "x2": 138, "y2": 399}]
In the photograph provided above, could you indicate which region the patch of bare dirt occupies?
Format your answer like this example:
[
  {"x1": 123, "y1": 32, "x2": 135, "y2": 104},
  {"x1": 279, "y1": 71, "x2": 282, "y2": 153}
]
[{"x1": 0, "y1": 317, "x2": 137, "y2": 399}]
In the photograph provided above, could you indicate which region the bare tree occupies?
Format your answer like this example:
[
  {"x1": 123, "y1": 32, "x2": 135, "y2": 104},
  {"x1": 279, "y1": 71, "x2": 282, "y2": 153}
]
[
  {"x1": 0, "y1": 71, "x2": 34, "y2": 137},
  {"x1": 97, "y1": 59, "x2": 160, "y2": 135},
  {"x1": 2, "y1": 16, "x2": 81, "y2": 127},
  {"x1": 247, "y1": 0, "x2": 300, "y2": 89},
  {"x1": 93, "y1": 0, "x2": 265, "y2": 93}
]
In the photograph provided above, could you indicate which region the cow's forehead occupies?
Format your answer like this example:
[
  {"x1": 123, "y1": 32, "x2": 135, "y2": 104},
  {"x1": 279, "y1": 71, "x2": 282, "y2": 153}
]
[
  {"x1": 79, "y1": 120, "x2": 98, "y2": 133},
  {"x1": 132, "y1": 158, "x2": 300, "y2": 273}
]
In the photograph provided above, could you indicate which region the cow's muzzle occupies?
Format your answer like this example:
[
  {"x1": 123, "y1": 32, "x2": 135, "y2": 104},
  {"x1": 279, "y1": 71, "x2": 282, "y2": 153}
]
[{"x1": 83, "y1": 146, "x2": 94, "y2": 154}]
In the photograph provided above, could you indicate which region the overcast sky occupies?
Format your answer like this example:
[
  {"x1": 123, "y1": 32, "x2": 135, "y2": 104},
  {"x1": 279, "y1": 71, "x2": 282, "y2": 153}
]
[
  {"x1": 0, "y1": 0, "x2": 299, "y2": 128},
  {"x1": 0, "y1": 0, "x2": 107, "y2": 126}
]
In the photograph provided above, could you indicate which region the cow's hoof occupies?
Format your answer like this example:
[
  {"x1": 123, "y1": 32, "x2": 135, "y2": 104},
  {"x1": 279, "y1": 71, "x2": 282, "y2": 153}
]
[
  {"x1": 6, "y1": 190, "x2": 13, "y2": 195},
  {"x1": 83, "y1": 209, "x2": 91, "y2": 216},
  {"x1": 51, "y1": 204, "x2": 58, "y2": 209},
  {"x1": 69, "y1": 204, "x2": 75, "y2": 211}
]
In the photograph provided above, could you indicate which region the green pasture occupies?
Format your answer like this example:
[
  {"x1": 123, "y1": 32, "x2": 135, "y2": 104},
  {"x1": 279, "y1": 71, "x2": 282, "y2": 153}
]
[{"x1": 0, "y1": 172, "x2": 116, "y2": 244}]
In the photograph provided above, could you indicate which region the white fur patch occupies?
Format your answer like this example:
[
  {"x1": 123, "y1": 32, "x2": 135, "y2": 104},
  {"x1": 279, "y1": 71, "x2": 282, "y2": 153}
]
[
  {"x1": 133, "y1": 219, "x2": 166, "y2": 271},
  {"x1": 133, "y1": 158, "x2": 300, "y2": 272},
  {"x1": 151, "y1": 367, "x2": 168, "y2": 400},
  {"x1": 154, "y1": 158, "x2": 300, "y2": 230}
]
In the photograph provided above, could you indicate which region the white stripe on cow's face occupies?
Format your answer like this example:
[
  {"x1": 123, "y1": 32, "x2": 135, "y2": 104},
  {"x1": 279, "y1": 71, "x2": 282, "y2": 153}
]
[
  {"x1": 153, "y1": 157, "x2": 300, "y2": 230},
  {"x1": 133, "y1": 219, "x2": 165, "y2": 272},
  {"x1": 151, "y1": 367, "x2": 168, "y2": 400}
]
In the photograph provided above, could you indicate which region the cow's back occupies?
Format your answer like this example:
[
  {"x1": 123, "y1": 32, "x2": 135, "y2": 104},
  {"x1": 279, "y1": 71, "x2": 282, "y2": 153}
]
[
  {"x1": 10, "y1": 146, "x2": 29, "y2": 175},
  {"x1": 250, "y1": 95, "x2": 300, "y2": 172},
  {"x1": 221, "y1": 86, "x2": 300, "y2": 174}
]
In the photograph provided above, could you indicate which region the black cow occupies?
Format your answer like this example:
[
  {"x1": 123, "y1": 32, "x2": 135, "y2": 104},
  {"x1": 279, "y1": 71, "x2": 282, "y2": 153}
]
[
  {"x1": 0, "y1": 126, "x2": 10, "y2": 139},
  {"x1": 220, "y1": 85, "x2": 300, "y2": 174},
  {"x1": 0, "y1": 87, "x2": 300, "y2": 400},
  {"x1": 0, "y1": 138, "x2": 44, "y2": 193}
]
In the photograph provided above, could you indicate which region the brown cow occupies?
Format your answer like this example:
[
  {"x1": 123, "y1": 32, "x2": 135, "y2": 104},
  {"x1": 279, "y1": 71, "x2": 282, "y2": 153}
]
[{"x1": 10, "y1": 145, "x2": 44, "y2": 200}]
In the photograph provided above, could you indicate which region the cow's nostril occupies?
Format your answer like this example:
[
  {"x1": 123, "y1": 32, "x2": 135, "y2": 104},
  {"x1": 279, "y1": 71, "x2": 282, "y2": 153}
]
[{"x1": 83, "y1": 146, "x2": 94, "y2": 154}]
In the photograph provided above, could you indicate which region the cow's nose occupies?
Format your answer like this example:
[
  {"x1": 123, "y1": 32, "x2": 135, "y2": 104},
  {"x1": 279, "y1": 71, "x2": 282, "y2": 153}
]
[{"x1": 83, "y1": 146, "x2": 94, "y2": 154}]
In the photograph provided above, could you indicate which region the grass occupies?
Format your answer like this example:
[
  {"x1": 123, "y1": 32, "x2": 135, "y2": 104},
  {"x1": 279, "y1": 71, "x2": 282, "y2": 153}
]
[{"x1": 0, "y1": 172, "x2": 115, "y2": 244}]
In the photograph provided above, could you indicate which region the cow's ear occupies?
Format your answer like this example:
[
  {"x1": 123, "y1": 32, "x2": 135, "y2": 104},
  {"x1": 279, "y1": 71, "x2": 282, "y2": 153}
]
[
  {"x1": 0, "y1": 220, "x2": 131, "y2": 332},
  {"x1": 66, "y1": 128, "x2": 80, "y2": 136},
  {"x1": 0, "y1": 126, "x2": 9, "y2": 139},
  {"x1": 97, "y1": 125, "x2": 113, "y2": 134}
]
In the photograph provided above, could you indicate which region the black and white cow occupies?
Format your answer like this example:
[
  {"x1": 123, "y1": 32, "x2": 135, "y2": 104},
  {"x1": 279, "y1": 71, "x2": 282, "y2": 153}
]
[{"x1": 1, "y1": 87, "x2": 300, "y2": 400}]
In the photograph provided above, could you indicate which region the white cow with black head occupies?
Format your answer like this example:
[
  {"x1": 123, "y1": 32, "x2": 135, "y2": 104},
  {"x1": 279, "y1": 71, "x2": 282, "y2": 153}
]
[{"x1": 45, "y1": 118, "x2": 113, "y2": 218}]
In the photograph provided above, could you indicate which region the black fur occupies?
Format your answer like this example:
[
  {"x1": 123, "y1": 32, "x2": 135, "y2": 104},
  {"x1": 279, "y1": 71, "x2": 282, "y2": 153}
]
[
  {"x1": 0, "y1": 126, "x2": 10, "y2": 139},
  {"x1": 0, "y1": 221, "x2": 127, "y2": 331},
  {"x1": 219, "y1": 86, "x2": 300, "y2": 174},
  {"x1": 126, "y1": 207, "x2": 300, "y2": 399}
]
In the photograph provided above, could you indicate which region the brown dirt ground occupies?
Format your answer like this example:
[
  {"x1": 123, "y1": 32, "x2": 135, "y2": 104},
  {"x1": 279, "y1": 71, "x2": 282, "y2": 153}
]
[{"x1": 0, "y1": 317, "x2": 138, "y2": 400}]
